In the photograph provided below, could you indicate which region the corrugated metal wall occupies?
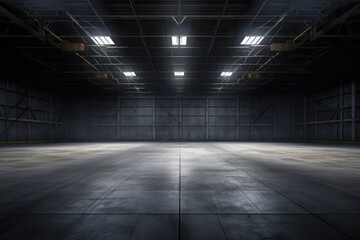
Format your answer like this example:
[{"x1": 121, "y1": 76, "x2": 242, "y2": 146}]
[
  {"x1": 0, "y1": 77, "x2": 69, "y2": 142},
  {"x1": 0, "y1": 76, "x2": 360, "y2": 142},
  {"x1": 70, "y1": 96, "x2": 294, "y2": 141},
  {"x1": 2, "y1": 77, "x2": 358, "y2": 142},
  {"x1": 295, "y1": 79, "x2": 360, "y2": 142}
]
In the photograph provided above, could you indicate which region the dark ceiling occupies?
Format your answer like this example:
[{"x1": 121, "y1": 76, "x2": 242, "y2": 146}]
[{"x1": 0, "y1": 0, "x2": 359, "y2": 96}]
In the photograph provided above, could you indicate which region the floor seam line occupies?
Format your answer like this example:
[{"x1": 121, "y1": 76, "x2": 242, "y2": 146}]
[
  {"x1": 217, "y1": 215, "x2": 229, "y2": 240},
  {"x1": 129, "y1": 215, "x2": 141, "y2": 240}
]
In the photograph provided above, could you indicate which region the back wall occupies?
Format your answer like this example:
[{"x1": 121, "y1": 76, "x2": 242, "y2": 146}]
[{"x1": 69, "y1": 96, "x2": 294, "y2": 141}]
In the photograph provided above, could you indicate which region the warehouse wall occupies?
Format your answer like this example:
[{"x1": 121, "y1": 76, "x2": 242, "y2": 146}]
[
  {"x1": 295, "y1": 79, "x2": 360, "y2": 142},
  {"x1": 0, "y1": 77, "x2": 69, "y2": 142},
  {"x1": 69, "y1": 95, "x2": 294, "y2": 141},
  {"x1": 2, "y1": 77, "x2": 358, "y2": 143}
]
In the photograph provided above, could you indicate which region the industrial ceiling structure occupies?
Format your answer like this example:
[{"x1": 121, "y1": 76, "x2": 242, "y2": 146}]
[{"x1": 0, "y1": 0, "x2": 359, "y2": 95}]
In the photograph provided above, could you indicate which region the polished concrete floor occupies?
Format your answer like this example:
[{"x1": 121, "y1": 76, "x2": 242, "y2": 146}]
[{"x1": 0, "y1": 142, "x2": 360, "y2": 239}]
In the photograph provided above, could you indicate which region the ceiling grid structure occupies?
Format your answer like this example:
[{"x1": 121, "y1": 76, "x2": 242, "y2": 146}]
[{"x1": 0, "y1": 0, "x2": 359, "y2": 95}]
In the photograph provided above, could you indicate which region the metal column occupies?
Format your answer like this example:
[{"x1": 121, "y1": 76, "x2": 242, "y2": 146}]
[
  {"x1": 117, "y1": 96, "x2": 120, "y2": 140},
  {"x1": 304, "y1": 95, "x2": 307, "y2": 140},
  {"x1": 273, "y1": 99, "x2": 277, "y2": 140},
  {"x1": 5, "y1": 79, "x2": 9, "y2": 142},
  {"x1": 205, "y1": 98, "x2": 209, "y2": 141},
  {"x1": 339, "y1": 83, "x2": 343, "y2": 141},
  {"x1": 236, "y1": 98, "x2": 239, "y2": 140},
  {"x1": 179, "y1": 98, "x2": 182, "y2": 141},
  {"x1": 351, "y1": 80, "x2": 356, "y2": 142},
  {"x1": 153, "y1": 98, "x2": 156, "y2": 140}
]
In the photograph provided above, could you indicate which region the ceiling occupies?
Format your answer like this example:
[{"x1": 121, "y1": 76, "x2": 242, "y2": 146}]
[{"x1": 0, "y1": 0, "x2": 359, "y2": 96}]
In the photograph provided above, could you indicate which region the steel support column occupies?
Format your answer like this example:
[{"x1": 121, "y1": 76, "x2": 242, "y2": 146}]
[
  {"x1": 179, "y1": 98, "x2": 182, "y2": 141},
  {"x1": 117, "y1": 96, "x2": 120, "y2": 140},
  {"x1": 315, "y1": 95, "x2": 318, "y2": 140},
  {"x1": 304, "y1": 95, "x2": 307, "y2": 141},
  {"x1": 351, "y1": 80, "x2": 356, "y2": 142},
  {"x1": 273, "y1": 99, "x2": 277, "y2": 140},
  {"x1": 339, "y1": 83, "x2": 343, "y2": 141},
  {"x1": 5, "y1": 79, "x2": 9, "y2": 142},
  {"x1": 153, "y1": 98, "x2": 156, "y2": 140},
  {"x1": 236, "y1": 98, "x2": 239, "y2": 140},
  {"x1": 206, "y1": 98, "x2": 209, "y2": 141}
]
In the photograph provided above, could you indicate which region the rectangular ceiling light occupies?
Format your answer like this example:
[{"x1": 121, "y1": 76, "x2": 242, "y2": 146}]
[
  {"x1": 174, "y1": 71, "x2": 184, "y2": 76},
  {"x1": 124, "y1": 72, "x2": 136, "y2": 77},
  {"x1": 171, "y1": 36, "x2": 179, "y2": 45},
  {"x1": 180, "y1": 36, "x2": 187, "y2": 45},
  {"x1": 220, "y1": 72, "x2": 233, "y2": 77},
  {"x1": 241, "y1": 36, "x2": 264, "y2": 45},
  {"x1": 171, "y1": 36, "x2": 187, "y2": 46},
  {"x1": 91, "y1": 36, "x2": 115, "y2": 45},
  {"x1": 105, "y1": 36, "x2": 115, "y2": 45}
]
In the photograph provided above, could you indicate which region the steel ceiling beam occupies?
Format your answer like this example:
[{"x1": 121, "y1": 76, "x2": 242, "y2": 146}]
[
  {"x1": 310, "y1": 3, "x2": 360, "y2": 41},
  {"x1": 202, "y1": 0, "x2": 229, "y2": 69},
  {"x1": 129, "y1": 0, "x2": 157, "y2": 73}
]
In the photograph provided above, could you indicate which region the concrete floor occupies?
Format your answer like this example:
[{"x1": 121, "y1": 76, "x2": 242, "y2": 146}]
[{"x1": 0, "y1": 142, "x2": 360, "y2": 240}]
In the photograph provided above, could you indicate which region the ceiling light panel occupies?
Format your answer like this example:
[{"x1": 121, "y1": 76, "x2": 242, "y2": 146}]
[
  {"x1": 171, "y1": 36, "x2": 179, "y2": 45},
  {"x1": 171, "y1": 36, "x2": 187, "y2": 46},
  {"x1": 220, "y1": 72, "x2": 233, "y2": 77},
  {"x1": 174, "y1": 71, "x2": 185, "y2": 76},
  {"x1": 180, "y1": 36, "x2": 187, "y2": 45},
  {"x1": 91, "y1": 36, "x2": 115, "y2": 45},
  {"x1": 124, "y1": 72, "x2": 136, "y2": 77},
  {"x1": 241, "y1": 36, "x2": 264, "y2": 45}
]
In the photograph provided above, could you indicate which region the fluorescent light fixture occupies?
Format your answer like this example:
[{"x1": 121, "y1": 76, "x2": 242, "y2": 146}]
[
  {"x1": 180, "y1": 36, "x2": 187, "y2": 45},
  {"x1": 124, "y1": 72, "x2": 136, "y2": 77},
  {"x1": 171, "y1": 36, "x2": 179, "y2": 45},
  {"x1": 91, "y1": 36, "x2": 115, "y2": 45},
  {"x1": 105, "y1": 36, "x2": 115, "y2": 45},
  {"x1": 171, "y1": 36, "x2": 187, "y2": 46},
  {"x1": 174, "y1": 71, "x2": 184, "y2": 76},
  {"x1": 220, "y1": 72, "x2": 233, "y2": 77},
  {"x1": 241, "y1": 36, "x2": 264, "y2": 45}
]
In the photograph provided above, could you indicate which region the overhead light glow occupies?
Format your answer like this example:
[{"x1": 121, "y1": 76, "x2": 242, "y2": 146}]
[
  {"x1": 171, "y1": 36, "x2": 187, "y2": 46},
  {"x1": 124, "y1": 72, "x2": 136, "y2": 77},
  {"x1": 105, "y1": 36, "x2": 115, "y2": 45},
  {"x1": 220, "y1": 72, "x2": 233, "y2": 77},
  {"x1": 241, "y1": 36, "x2": 264, "y2": 45},
  {"x1": 180, "y1": 36, "x2": 187, "y2": 45},
  {"x1": 174, "y1": 71, "x2": 184, "y2": 76},
  {"x1": 171, "y1": 36, "x2": 179, "y2": 45},
  {"x1": 91, "y1": 36, "x2": 115, "y2": 45}
]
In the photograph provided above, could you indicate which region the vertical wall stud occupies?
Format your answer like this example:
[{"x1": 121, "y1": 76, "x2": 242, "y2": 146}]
[
  {"x1": 351, "y1": 80, "x2": 356, "y2": 142},
  {"x1": 5, "y1": 79, "x2": 9, "y2": 142},
  {"x1": 206, "y1": 98, "x2": 209, "y2": 141},
  {"x1": 292, "y1": 95, "x2": 296, "y2": 140},
  {"x1": 315, "y1": 93, "x2": 318, "y2": 140},
  {"x1": 135, "y1": 101, "x2": 137, "y2": 140},
  {"x1": 304, "y1": 94, "x2": 307, "y2": 141},
  {"x1": 49, "y1": 93, "x2": 55, "y2": 139},
  {"x1": 339, "y1": 83, "x2": 343, "y2": 141},
  {"x1": 273, "y1": 99, "x2": 277, "y2": 140},
  {"x1": 27, "y1": 86, "x2": 31, "y2": 141},
  {"x1": 153, "y1": 98, "x2": 156, "y2": 140},
  {"x1": 236, "y1": 98, "x2": 239, "y2": 140},
  {"x1": 117, "y1": 95, "x2": 120, "y2": 140},
  {"x1": 179, "y1": 98, "x2": 182, "y2": 141}
]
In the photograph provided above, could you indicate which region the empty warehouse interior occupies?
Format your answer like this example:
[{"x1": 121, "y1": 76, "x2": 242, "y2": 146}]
[{"x1": 0, "y1": 0, "x2": 360, "y2": 239}]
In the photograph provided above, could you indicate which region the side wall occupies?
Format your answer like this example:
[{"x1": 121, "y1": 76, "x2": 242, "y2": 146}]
[
  {"x1": 0, "y1": 77, "x2": 69, "y2": 142},
  {"x1": 70, "y1": 96, "x2": 294, "y2": 141},
  {"x1": 295, "y1": 79, "x2": 360, "y2": 142}
]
